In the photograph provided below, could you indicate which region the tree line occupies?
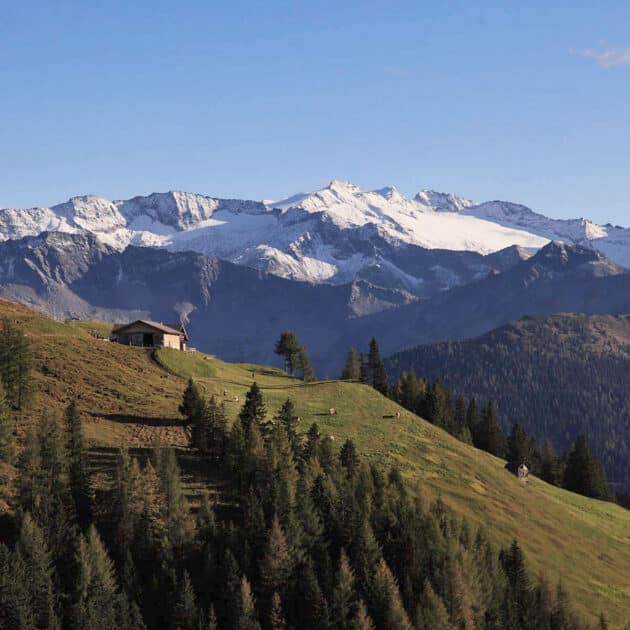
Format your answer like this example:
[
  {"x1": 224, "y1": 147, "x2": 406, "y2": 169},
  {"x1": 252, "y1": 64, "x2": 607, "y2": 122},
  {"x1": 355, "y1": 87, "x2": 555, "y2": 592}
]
[
  {"x1": 0, "y1": 379, "x2": 605, "y2": 628},
  {"x1": 339, "y1": 339, "x2": 614, "y2": 505}
]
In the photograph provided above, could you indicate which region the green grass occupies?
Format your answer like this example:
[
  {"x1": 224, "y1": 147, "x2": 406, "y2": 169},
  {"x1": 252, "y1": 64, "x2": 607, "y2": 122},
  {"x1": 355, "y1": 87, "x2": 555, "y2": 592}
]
[{"x1": 3, "y1": 299, "x2": 629, "y2": 627}]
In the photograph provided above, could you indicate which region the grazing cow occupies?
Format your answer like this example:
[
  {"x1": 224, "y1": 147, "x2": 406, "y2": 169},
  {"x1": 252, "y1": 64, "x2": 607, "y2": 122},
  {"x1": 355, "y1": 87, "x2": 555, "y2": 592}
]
[
  {"x1": 517, "y1": 464, "x2": 529, "y2": 484},
  {"x1": 329, "y1": 407, "x2": 337, "y2": 415},
  {"x1": 395, "y1": 411, "x2": 401, "y2": 420}
]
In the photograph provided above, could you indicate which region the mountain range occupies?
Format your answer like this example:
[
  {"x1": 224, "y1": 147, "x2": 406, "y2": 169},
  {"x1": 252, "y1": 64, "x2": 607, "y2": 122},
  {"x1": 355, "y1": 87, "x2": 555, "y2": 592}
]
[{"x1": 1, "y1": 181, "x2": 630, "y2": 373}]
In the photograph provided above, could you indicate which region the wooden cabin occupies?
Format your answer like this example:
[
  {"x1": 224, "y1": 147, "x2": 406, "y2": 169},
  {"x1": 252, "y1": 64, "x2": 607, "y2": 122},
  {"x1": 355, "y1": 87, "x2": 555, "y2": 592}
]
[{"x1": 111, "y1": 320, "x2": 188, "y2": 351}]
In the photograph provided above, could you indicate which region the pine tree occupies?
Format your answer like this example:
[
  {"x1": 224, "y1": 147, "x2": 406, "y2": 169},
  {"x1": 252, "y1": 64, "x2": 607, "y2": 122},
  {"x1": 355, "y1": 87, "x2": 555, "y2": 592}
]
[
  {"x1": 275, "y1": 331, "x2": 301, "y2": 375},
  {"x1": 65, "y1": 400, "x2": 92, "y2": 528},
  {"x1": 0, "y1": 381, "x2": 14, "y2": 463},
  {"x1": 465, "y1": 398, "x2": 480, "y2": 437},
  {"x1": 239, "y1": 382, "x2": 267, "y2": 436},
  {"x1": 371, "y1": 558, "x2": 413, "y2": 630},
  {"x1": 341, "y1": 349, "x2": 361, "y2": 380},
  {"x1": 179, "y1": 378, "x2": 202, "y2": 424},
  {"x1": 298, "y1": 345, "x2": 317, "y2": 382},
  {"x1": 367, "y1": 338, "x2": 388, "y2": 395},
  {"x1": 563, "y1": 434, "x2": 610, "y2": 499}
]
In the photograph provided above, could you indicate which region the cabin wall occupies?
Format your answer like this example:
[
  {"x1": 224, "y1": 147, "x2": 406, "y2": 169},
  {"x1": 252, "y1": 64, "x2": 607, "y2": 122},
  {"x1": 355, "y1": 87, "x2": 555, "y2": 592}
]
[{"x1": 162, "y1": 333, "x2": 181, "y2": 349}]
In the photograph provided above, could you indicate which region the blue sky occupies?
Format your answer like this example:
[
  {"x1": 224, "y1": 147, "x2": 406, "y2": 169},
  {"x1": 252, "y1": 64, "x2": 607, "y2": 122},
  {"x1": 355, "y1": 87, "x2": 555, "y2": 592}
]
[{"x1": 1, "y1": 1, "x2": 629, "y2": 226}]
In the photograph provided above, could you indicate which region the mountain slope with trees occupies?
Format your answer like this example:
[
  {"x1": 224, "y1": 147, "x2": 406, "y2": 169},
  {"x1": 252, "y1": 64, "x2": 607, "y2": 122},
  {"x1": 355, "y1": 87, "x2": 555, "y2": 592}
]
[
  {"x1": 385, "y1": 313, "x2": 630, "y2": 493},
  {"x1": 0, "y1": 299, "x2": 628, "y2": 625}
]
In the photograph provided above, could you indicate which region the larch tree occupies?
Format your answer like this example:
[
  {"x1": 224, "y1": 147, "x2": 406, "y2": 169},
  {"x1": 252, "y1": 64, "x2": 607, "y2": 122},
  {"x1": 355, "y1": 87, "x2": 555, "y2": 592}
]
[{"x1": 274, "y1": 331, "x2": 301, "y2": 375}]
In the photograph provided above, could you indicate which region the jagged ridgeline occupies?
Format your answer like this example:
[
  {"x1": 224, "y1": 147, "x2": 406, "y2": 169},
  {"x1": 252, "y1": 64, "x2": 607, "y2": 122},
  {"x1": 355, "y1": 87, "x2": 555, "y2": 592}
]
[{"x1": 0, "y1": 299, "x2": 627, "y2": 627}]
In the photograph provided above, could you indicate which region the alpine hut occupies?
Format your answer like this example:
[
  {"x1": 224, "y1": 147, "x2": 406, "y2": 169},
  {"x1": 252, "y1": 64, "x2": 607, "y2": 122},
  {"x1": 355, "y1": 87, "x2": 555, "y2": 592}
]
[{"x1": 111, "y1": 320, "x2": 188, "y2": 351}]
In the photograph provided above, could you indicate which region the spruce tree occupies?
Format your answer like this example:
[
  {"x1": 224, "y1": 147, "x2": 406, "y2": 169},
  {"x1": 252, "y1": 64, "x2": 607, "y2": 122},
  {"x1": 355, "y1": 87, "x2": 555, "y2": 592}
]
[
  {"x1": 239, "y1": 382, "x2": 267, "y2": 436},
  {"x1": 367, "y1": 338, "x2": 388, "y2": 395},
  {"x1": 506, "y1": 422, "x2": 532, "y2": 468},
  {"x1": 563, "y1": 434, "x2": 609, "y2": 499},
  {"x1": 274, "y1": 399, "x2": 301, "y2": 456},
  {"x1": 0, "y1": 319, "x2": 32, "y2": 410},
  {"x1": 269, "y1": 591, "x2": 287, "y2": 630},
  {"x1": 351, "y1": 600, "x2": 375, "y2": 630},
  {"x1": 179, "y1": 378, "x2": 202, "y2": 424},
  {"x1": 475, "y1": 402, "x2": 506, "y2": 457},
  {"x1": 341, "y1": 349, "x2": 361, "y2": 380},
  {"x1": 275, "y1": 331, "x2": 300, "y2": 375},
  {"x1": 340, "y1": 439, "x2": 359, "y2": 478},
  {"x1": 540, "y1": 440, "x2": 559, "y2": 486},
  {"x1": 415, "y1": 579, "x2": 450, "y2": 630}
]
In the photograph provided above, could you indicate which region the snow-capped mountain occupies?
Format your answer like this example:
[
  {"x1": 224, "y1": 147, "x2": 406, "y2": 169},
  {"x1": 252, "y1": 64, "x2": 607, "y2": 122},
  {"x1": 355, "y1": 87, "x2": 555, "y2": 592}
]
[{"x1": 1, "y1": 180, "x2": 628, "y2": 291}]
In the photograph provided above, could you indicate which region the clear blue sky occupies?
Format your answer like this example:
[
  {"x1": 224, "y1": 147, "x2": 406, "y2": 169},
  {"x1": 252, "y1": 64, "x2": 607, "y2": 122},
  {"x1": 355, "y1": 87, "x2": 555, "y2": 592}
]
[{"x1": 1, "y1": 1, "x2": 629, "y2": 226}]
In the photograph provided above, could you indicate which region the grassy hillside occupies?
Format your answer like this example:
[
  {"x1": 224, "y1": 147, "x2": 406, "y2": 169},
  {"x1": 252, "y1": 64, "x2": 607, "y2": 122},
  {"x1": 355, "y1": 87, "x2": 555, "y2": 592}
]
[{"x1": 3, "y1": 300, "x2": 629, "y2": 626}]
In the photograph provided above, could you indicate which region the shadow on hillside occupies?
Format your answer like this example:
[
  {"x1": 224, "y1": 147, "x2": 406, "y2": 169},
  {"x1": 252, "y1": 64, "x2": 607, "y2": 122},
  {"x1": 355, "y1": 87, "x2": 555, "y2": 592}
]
[
  {"x1": 93, "y1": 413, "x2": 183, "y2": 427},
  {"x1": 86, "y1": 446, "x2": 239, "y2": 520}
]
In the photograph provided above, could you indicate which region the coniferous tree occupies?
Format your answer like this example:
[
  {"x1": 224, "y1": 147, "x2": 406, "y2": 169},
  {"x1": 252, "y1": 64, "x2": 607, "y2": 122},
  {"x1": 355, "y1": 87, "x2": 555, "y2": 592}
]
[
  {"x1": 259, "y1": 515, "x2": 292, "y2": 603},
  {"x1": 540, "y1": 440, "x2": 560, "y2": 486},
  {"x1": 237, "y1": 576, "x2": 261, "y2": 630},
  {"x1": 172, "y1": 571, "x2": 198, "y2": 630},
  {"x1": 65, "y1": 400, "x2": 91, "y2": 528},
  {"x1": 0, "y1": 381, "x2": 14, "y2": 463},
  {"x1": 341, "y1": 349, "x2": 361, "y2": 380},
  {"x1": 179, "y1": 378, "x2": 202, "y2": 424},
  {"x1": 275, "y1": 332, "x2": 301, "y2": 375},
  {"x1": 506, "y1": 422, "x2": 533, "y2": 468},
  {"x1": 15, "y1": 513, "x2": 58, "y2": 630},
  {"x1": 0, "y1": 318, "x2": 32, "y2": 410},
  {"x1": 75, "y1": 525, "x2": 120, "y2": 630},
  {"x1": 359, "y1": 354, "x2": 370, "y2": 385},
  {"x1": 297, "y1": 345, "x2": 317, "y2": 382},
  {"x1": 563, "y1": 434, "x2": 609, "y2": 500},
  {"x1": 274, "y1": 399, "x2": 301, "y2": 456},
  {"x1": 239, "y1": 382, "x2": 267, "y2": 436},
  {"x1": 340, "y1": 439, "x2": 359, "y2": 478},
  {"x1": 475, "y1": 402, "x2": 506, "y2": 457},
  {"x1": 415, "y1": 579, "x2": 451, "y2": 630},
  {"x1": 352, "y1": 600, "x2": 375, "y2": 630},
  {"x1": 367, "y1": 338, "x2": 388, "y2": 395},
  {"x1": 332, "y1": 549, "x2": 357, "y2": 629},
  {"x1": 371, "y1": 558, "x2": 413, "y2": 630},
  {"x1": 269, "y1": 591, "x2": 287, "y2": 630}
]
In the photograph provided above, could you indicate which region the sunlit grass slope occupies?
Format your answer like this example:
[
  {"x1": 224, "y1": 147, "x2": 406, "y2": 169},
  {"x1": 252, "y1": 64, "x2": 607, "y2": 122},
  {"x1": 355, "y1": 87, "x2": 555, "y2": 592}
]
[{"x1": 3, "y1": 299, "x2": 628, "y2": 626}]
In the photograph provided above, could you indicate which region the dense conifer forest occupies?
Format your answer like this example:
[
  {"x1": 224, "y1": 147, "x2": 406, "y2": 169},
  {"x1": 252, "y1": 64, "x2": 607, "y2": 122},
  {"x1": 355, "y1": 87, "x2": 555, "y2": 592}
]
[
  {"x1": 0, "y1": 383, "x2": 600, "y2": 629},
  {"x1": 384, "y1": 314, "x2": 630, "y2": 494}
]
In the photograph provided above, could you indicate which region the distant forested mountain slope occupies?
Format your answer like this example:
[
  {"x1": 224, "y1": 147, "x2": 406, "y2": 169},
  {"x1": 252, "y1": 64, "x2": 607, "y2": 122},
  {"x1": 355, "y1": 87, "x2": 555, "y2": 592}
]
[{"x1": 385, "y1": 313, "x2": 630, "y2": 492}]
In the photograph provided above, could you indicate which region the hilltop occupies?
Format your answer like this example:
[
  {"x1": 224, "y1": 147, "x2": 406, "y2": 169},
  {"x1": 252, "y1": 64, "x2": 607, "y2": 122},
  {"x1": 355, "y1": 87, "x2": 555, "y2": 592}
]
[{"x1": 2, "y1": 300, "x2": 629, "y2": 626}]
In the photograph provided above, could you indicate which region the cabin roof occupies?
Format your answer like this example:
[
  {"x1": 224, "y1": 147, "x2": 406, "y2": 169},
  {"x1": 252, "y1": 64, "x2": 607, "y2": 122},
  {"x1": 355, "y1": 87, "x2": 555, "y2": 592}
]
[{"x1": 112, "y1": 320, "x2": 189, "y2": 340}]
